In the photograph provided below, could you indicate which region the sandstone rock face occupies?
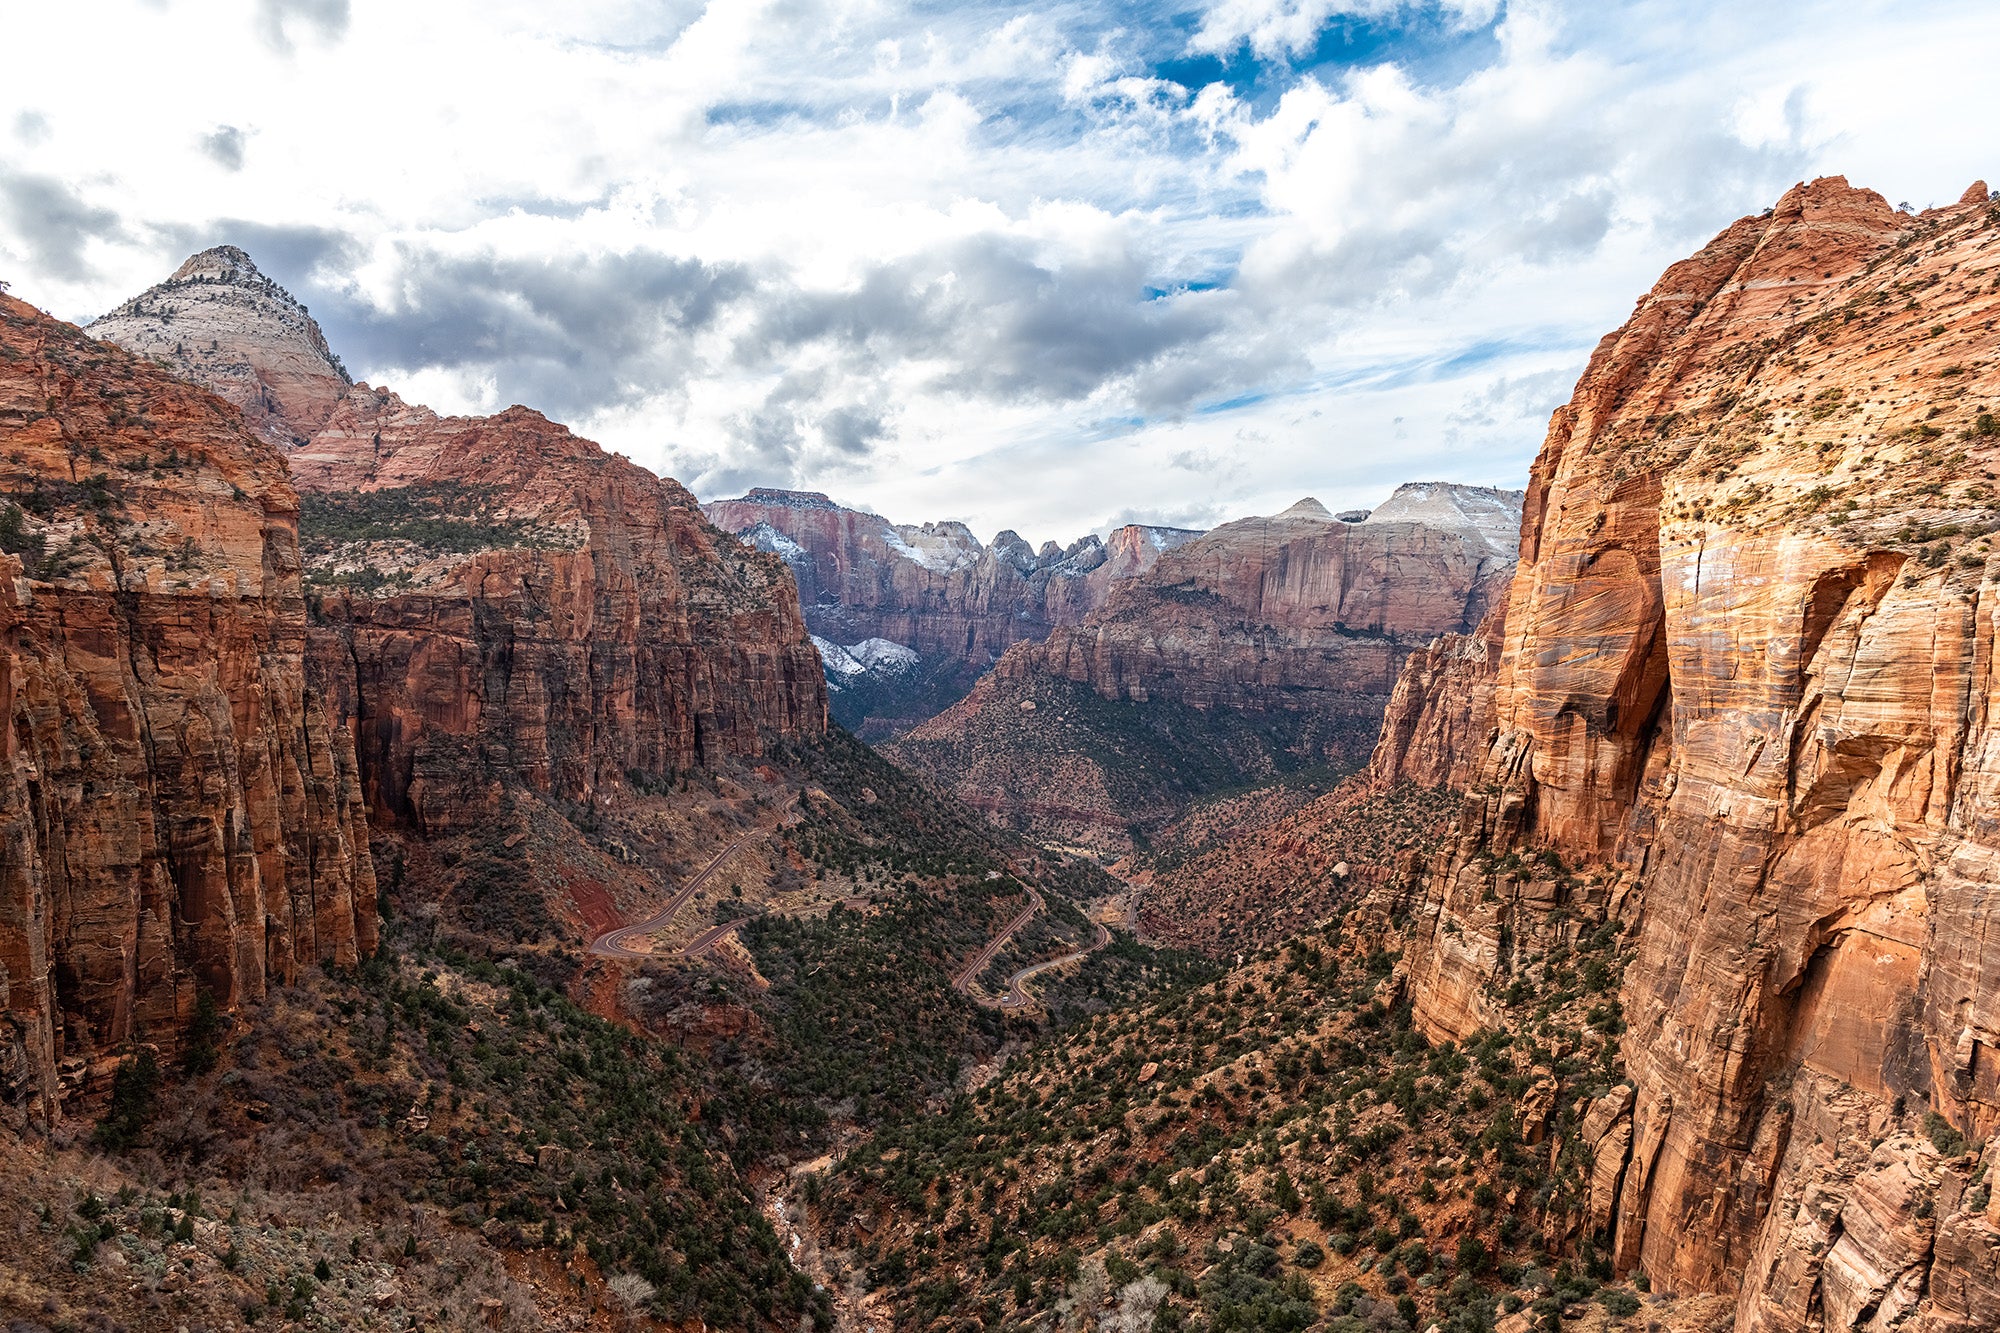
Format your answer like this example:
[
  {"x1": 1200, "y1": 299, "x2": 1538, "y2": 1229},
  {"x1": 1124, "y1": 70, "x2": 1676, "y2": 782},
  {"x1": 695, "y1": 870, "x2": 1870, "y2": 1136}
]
[
  {"x1": 890, "y1": 486, "x2": 1520, "y2": 848},
  {"x1": 1364, "y1": 599, "x2": 1507, "y2": 793},
  {"x1": 1381, "y1": 178, "x2": 2000, "y2": 1327},
  {"x1": 0, "y1": 294, "x2": 374, "y2": 1118},
  {"x1": 1018, "y1": 489, "x2": 1519, "y2": 713},
  {"x1": 90, "y1": 253, "x2": 830, "y2": 839},
  {"x1": 705, "y1": 488, "x2": 1200, "y2": 666},
  {"x1": 295, "y1": 390, "x2": 828, "y2": 833},
  {"x1": 86, "y1": 247, "x2": 352, "y2": 449},
  {"x1": 704, "y1": 488, "x2": 1201, "y2": 736}
]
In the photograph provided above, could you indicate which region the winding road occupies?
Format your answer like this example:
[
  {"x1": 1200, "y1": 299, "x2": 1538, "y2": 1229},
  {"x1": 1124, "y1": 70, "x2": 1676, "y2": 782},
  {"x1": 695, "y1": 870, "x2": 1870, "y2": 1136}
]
[
  {"x1": 588, "y1": 833, "x2": 754, "y2": 959},
  {"x1": 683, "y1": 915, "x2": 756, "y2": 958},
  {"x1": 949, "y1": 880, "x2": 1121, "y2": 1010},
  {"x1": 994, "y1": 919, "x2": 1112, "y2": 1009},
  {"x1": 951, "y1": 887, "x2": 1046, "y2": 992}
]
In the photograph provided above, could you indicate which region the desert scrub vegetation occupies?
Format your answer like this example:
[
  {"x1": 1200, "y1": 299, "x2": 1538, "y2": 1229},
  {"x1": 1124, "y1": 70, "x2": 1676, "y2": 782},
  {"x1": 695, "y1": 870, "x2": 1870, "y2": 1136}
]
[
  {"x1": 1140, "y1": 781, "x2": 1463, "y2": 956},
  {"x1": 818, "y1": 913, "x2": 1648, "y2": 1333},
  {"x1": 65, "y1": 933, "x2": 831, "y2": 1332},
  {"x1": 299, "y1": 481, "x2": 574, "y2": 561}
]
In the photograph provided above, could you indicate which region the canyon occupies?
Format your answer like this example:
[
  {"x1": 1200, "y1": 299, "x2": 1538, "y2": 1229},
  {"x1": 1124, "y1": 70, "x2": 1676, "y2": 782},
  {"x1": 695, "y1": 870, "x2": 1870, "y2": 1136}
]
[
  {"x1": 0, "y1": 249, "x2": 830, "y2": 1126},
  {"x1": 888, "y1": 483, "x2": 1522, "y2": 850},
  {"x1": 3, "y1": 173, "x2": 1999, "y2": 1333},
  {"x1": 704, "y1": 487, "x2": 1201, "y2": 738}
]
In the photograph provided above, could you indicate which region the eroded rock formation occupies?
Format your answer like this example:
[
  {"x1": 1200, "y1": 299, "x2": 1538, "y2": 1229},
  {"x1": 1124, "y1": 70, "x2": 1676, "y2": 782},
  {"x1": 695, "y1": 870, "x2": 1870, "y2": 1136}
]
[
  {"x1": 890, "y1": 485, "x2": 1521, "y2": 848},
  {"x1": 91, "y1": 252, "x2": 830, "y2": 839},
  {"x1": 1018, "y1": 488, "x2": 1518, "y2": 712},
  {"x1": 1363, "y1": 599, "x2": 1506, "y2": 793},
  {"x1": 87, "y1": 246, "x2": 353, "y2": 449},
  {"x1": 704, "y1": 488, "x2": 1202, "y2": 737},
  {"x1": 1377, "y1": 177, "x2": 2000, "y2": 1329},
  {"x1": 705, "y1": 488, "x2": 1201, "y2": 666},
  {"x1": 296, "y1": 390, "x2": 828, "y2": 833},
  {"x1": 0, "y1": 293, "x2": 374, "y2": 1118}
]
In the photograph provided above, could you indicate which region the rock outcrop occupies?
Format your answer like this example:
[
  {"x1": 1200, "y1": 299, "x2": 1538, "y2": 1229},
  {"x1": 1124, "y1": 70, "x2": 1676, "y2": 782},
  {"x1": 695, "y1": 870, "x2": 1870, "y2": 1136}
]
[
  {"x1": 1363, "y1": 599, "x2": 1507, "y2": 793},
  {"x1": 0, "y1": 293, "x2": 375, "y2": 1118},
  {"x1": 704, "y1": 488, "x2": 1201, "y2": 736},
  {"x1": 294, "y1": 389, "x2": 827, "y2": 833},
  {"x1": 90, "y1": 253, "x2": 830, "y2": 839},
  {"x1": 890, "y1": 485, "x2": 1521, "y2": 848},
  {"x1": 1379, "y1": 177, "x2": 2000, "y2": 1329},
  {"x1": 1018, "y1": 489, "x2": 1519, "y2": 712},
  {"x1": 87, "y1": 246, "x2": 352, "y2": 450}
]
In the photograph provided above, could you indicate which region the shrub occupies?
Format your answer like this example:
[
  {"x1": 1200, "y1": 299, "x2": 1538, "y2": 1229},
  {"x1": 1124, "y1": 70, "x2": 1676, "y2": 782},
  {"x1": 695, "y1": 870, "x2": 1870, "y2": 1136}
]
[
  {"x1": 94, "y1": 1049, "x2": 160, "y2": 1150},
  {"x1": 1926, "y1": 1111, "x2": 1968, "y2": 1156},
  {"x1": 1600, "y1": 1287, "x2": 1642, "y2": 1318}
]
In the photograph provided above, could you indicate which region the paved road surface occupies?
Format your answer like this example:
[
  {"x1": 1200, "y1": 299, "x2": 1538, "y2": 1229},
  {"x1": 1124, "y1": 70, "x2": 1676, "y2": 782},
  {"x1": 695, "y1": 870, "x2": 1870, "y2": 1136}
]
[
  {"x1": 996, "y1": 919, "x2": 1112, "y2": 1009},
  {"x1": 588, "y1": 834, "x2": 753, "y2": 959},
  {"x1": 682, "y1": 915, "x2": 756, "y2": 958},
  {"x1": 951, "y1": 887, "x2": 1045, "y2": 992}
]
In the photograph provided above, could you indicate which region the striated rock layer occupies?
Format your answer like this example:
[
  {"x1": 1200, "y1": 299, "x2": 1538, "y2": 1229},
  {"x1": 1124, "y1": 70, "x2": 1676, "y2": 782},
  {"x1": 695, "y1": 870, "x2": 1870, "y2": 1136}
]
[
  {"x1": 90, "y1": 251, "x2": 830, "y2": 839},
  {"x1": 296, "y1": 391, "x2": 828, "y2": 834},
  {"x1": 1378, "y1": 178, "x2": 2000, "y2": 1329},
  {"x1": 87, "y1": 247, "x2": 352, "y2": 450},
  {"x1": 1363, "y1": 599, "x2": 1507, "y2": 793},
  {"x1": 704, "y1": 488, "x2": 1202, "y2": 736},
  {"x1": 1017, "y1": 489, "x2": 1518, "y2": 712},
  {"x1": 705, "y1": 488, "x2": 1201, "y2": 664},
  {"x1": 0, "y1": 293, "x2": 375, "y2": 1118},
  {"x1": 891, "y1": 486, "x2": 1520, "y2": 848}
]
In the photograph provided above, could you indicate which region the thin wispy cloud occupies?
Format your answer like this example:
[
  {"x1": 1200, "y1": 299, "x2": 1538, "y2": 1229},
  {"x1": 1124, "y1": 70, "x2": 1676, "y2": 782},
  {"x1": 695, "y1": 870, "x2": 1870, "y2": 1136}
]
[{"x1": 1, "y1": 0, "x2": 1995, "y2": 540}]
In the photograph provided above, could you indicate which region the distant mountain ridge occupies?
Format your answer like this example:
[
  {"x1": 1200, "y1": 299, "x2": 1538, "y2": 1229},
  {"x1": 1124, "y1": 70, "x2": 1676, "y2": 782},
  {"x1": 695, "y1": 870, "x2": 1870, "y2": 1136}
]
[
  {"x1": 887, "y1": 481, "x2": 1524, "y2": 850},
  {"x1": 705, "y1": 486, "x2": 1203, "y2": 738}
]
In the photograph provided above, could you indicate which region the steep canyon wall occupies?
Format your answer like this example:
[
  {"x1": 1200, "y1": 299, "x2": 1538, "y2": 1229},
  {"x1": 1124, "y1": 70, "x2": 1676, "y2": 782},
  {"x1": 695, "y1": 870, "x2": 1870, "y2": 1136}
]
[{"x1": 1376, "y1": 178, "x2": 2000, "y2": 1330}]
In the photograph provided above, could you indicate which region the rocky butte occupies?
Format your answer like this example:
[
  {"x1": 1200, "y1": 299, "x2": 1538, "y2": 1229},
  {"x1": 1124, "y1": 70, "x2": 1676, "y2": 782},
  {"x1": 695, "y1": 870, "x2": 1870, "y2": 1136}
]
[
  {"x1": 89, "y1": 249, "x2": 828, "y2": 838},
  {"x1": 1371, "y1": 177, "x2": 2000, "y2": 1328},
  {"x1": 0, "y1": 291, "x2": 375, "y2": 1118},
  {"x1": 705, "y1": 487, "x2": 1202, "y2": 737},
  {"x1": 88, "y1": 245, "x2": 353, "y2": 450},
  {"x1": 889, "y1": 483, "x2": 1522, "y2": 849}
]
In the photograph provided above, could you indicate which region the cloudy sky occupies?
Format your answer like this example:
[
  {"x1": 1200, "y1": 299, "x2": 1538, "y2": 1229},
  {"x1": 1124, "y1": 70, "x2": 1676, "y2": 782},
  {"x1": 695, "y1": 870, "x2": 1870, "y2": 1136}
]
[{"x1": 4, "y1": 1, "x2": 1997, "y2": 540}]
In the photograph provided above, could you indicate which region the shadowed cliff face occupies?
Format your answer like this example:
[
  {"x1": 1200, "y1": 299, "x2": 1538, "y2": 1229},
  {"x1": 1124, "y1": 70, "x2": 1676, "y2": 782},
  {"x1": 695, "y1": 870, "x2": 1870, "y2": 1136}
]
[
  {"x1": 0, "y1": 293, "x2": 375, "y2": 1119},
  {"x1": 1375, "y1": 177, "x2": 2000, "y2": 1329},
  {"x1": 292, "y1": 390, "x2": 829, "y2": 834}
]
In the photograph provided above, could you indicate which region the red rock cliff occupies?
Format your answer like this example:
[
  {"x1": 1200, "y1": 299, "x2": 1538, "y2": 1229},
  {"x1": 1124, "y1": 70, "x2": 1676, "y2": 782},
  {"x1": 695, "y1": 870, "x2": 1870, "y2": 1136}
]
[
  {"x1": 293, "y1": 390, "x2": 828, "y2": 833},
  {"x1": 1014, "y1": 488, "x2": 1518, "y2": 714},
  {"x1": 90, "y1": 252, "x2": 830, "y2": 837},
  {"x1": 704, "y1": 487, "x2": 1202, "y2": 667},
  {"x1": 1386, "y1": 178, "x2": 2000, "y2": 1329},
  {"x1": 0, "y1": 294, "x2": 375, "y2": 1120},
  {"x1": 888, "y1": 487, "x2": 1520, "y2": 849}
]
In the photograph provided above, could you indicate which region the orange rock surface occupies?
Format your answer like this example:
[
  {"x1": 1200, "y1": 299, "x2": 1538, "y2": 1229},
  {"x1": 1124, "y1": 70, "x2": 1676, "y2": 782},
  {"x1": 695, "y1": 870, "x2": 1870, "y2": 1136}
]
[
  {"x1": 0, "y1": 293, "x2": 374, "y2": 1119},
  {"x1": 1023, "y1": 490, "x2": 1517, "y2": 712},
  {"x1": 891, "y1": 487, "x2": 1519, "y2": 846},
  {"x1": 298, "y1": 389, "x2": 828, "y2": 832},
  {"x1": 90, "y1": 252, "x2": 830, "y2": 837},
  {"x1": 1380, "y1": 177, "x2": 2000, "y2": 1328}
]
